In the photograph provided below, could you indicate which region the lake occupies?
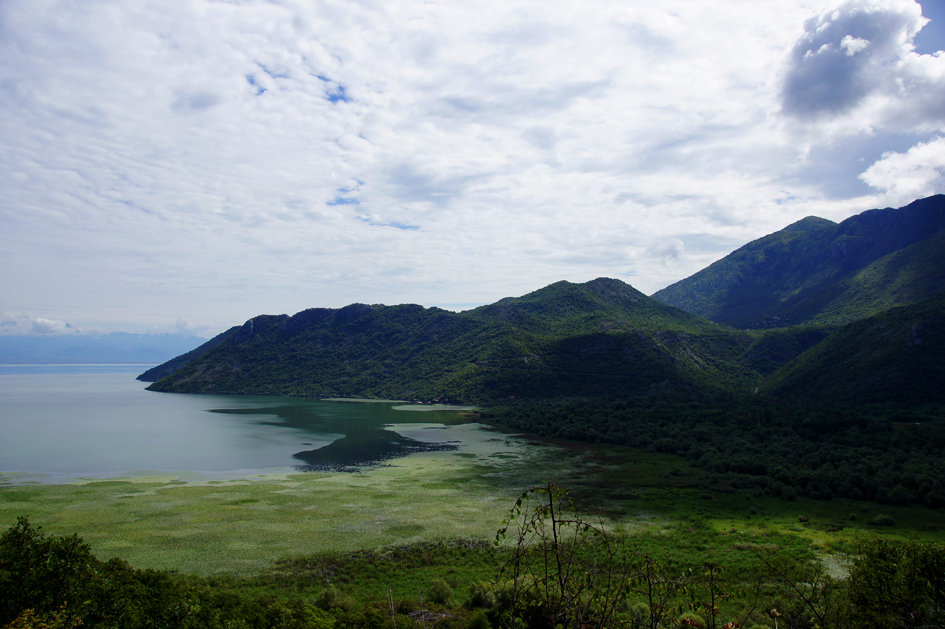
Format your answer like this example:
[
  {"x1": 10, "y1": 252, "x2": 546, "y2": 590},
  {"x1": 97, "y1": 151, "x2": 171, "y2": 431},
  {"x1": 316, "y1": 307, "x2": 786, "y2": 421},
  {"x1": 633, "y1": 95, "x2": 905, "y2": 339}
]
[
  {"x1": 0, "y1": 364, "x2": 569, "y2": 573},
  {"x1": 0, "y1": 364, "x2": 477, "y2": 482}
]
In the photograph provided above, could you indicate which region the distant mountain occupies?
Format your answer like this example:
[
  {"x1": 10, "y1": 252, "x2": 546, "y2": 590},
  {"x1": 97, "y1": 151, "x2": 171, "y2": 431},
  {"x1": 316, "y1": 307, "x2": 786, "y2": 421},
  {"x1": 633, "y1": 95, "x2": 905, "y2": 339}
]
[
  {"x1": 137, "y1": 327, "x2": 240, "y2": 382},
  {"x1": 651, "y1": 195, "x2": 945, "y2": 328},
  {"x1": 143, "y1": 278, "x2": 771, "y2": 403},
  {"x1": 0, "y1": 333, "x2": 206, "y2": 364}
]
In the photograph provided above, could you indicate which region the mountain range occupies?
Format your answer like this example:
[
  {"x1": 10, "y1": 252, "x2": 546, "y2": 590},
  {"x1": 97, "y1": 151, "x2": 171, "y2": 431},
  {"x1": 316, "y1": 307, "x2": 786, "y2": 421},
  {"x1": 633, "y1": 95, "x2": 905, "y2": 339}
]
[{"x1": 142, "y1": 195, "x2": 945, "y2": 411}]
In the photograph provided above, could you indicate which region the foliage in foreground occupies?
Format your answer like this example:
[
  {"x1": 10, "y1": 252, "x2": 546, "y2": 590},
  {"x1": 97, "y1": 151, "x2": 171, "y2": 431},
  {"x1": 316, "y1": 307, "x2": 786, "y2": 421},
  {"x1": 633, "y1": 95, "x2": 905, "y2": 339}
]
[{"x1": 3, "y1": 486, "x2": 945, "y2": 629}]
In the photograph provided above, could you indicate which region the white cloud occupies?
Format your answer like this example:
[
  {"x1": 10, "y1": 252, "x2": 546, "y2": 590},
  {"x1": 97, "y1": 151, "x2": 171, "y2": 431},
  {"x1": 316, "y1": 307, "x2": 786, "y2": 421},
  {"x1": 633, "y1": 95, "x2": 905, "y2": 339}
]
[
  {"x1": 0, "y1": 313, "x2": 75, "y2": 336},
  {"x1": 30, "y1": 318, "x2": 70, "y2": 335},
  {"x1": 859, "y1": 136, "x2": 945, "y2": 204},
  {"x1": 840, "y1": 34, "x2": 871, "y2": 55},
  {"x1": 175, "y1": 318, "x2": 217, "y2": 338},
  {"x1": 779, "y1": 0, "x2": 945, "y2": 134},
  {"x1": 0, "y1": 0, "x2": 941, "y2": 335}
]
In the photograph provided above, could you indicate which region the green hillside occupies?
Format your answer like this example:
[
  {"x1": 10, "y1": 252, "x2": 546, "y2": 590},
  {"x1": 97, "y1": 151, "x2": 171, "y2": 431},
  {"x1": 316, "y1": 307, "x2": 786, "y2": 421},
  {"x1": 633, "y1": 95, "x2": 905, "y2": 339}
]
[
  {"x1": 762, "y1": 292, "x2": 945, "y2": 408},
  {"x1": 806, "y1": 229, "x2": 945, "y2": 325},
  {"x1": 652, "y1": 195, "x2": 945, "y2": 328},
  {"x1": 144, "y1": 278, "x2": 767, "y2": 403}
]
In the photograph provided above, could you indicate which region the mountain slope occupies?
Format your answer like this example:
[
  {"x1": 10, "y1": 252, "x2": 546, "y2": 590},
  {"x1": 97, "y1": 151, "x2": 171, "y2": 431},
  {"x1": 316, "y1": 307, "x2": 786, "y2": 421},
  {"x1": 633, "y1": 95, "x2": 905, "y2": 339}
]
[
  {"x1": 144, "y1": 279, "x2": 765, "y2": 403},
  {"x1": 806, "y1": 229, "x2": 945, "y2": 326},
  {"x1": 652, "y1": 195, "x2": 945, "y2": 328},
  {"x1": 762, "y1": 292, "x2": 945, "y2": 407}
]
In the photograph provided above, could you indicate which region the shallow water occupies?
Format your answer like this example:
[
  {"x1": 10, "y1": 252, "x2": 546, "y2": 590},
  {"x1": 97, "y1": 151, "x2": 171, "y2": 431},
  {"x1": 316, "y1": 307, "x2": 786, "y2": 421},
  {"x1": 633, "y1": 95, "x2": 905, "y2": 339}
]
[{"x1": 0, "y1": 364, "x2": 474, "y2": 481}]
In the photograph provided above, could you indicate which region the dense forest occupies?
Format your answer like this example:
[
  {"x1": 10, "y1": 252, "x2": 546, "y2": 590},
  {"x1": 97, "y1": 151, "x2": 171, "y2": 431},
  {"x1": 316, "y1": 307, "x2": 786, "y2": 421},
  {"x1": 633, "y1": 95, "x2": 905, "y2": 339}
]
[{"x1": 482, "y1": 396, "x2": 945, "y2": 510}]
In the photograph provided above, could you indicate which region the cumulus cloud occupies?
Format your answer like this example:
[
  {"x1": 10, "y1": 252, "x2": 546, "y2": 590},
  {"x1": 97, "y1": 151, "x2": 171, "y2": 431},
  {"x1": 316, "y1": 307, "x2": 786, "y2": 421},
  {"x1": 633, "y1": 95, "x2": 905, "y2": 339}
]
[
  {"x1": 0, "y1": 314, "x2": 75, "y2": 336},
  {"x1": 780, "y1": 0, "x2": 945, "y2": 133},
  {"x1": 30, "y1": 318, "x2": 71, "y2": 335},
  {"x1": 175, "y1": 318, "x2": 216, "y2": 337},
  {"x1": 859, "y1": 136, "x2": 945, "y2": 204}
]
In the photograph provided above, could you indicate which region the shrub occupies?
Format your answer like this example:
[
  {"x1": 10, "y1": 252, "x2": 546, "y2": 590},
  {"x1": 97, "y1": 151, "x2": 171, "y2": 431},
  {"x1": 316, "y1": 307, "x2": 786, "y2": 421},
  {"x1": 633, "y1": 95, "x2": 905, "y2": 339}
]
[
  {"x1": 465, "y1": 582, "x2": 496, "y2": 610},
  {"x1": 427, "y1": 579, "x2": 453, "y2": 606},
  {"x1": 677, "y1": 611, "x2": 706, "y2": 627},
  {"x1": 629, "y1": 603, "x2": 650, "y2": 626},
  {"x1": 465, "y1": 609, "x2": 490, "y2": 629},
  {"x1": 314, "y1": 585, "x2": 355, "y2": 611}
]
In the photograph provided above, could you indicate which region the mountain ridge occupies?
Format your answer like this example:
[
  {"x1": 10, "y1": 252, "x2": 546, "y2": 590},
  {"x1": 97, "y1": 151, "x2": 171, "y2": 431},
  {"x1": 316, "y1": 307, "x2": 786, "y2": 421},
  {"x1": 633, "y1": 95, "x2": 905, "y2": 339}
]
[
  {"x1": 142, "y1": 278, "x2": 766, "y2": 403},
  {"x1": 651, "y1": 195, "x2": 945, "y2": 328}
]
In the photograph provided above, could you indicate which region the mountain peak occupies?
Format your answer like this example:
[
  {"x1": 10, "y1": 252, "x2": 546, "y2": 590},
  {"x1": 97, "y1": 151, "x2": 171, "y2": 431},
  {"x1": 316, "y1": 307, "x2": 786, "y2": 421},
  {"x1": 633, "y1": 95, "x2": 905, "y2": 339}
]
[
  {"x1": 783, "y1": 215, "x2": 836, "y2": 232},
  {"x1": 582, "y1": 277, "x2": 646, "y2": 300}
]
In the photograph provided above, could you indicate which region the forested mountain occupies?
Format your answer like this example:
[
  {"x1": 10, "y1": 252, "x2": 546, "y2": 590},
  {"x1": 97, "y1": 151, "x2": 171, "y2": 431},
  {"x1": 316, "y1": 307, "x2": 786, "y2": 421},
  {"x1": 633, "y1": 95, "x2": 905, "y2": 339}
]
[
  {"x1": 143, "y1": 278, "x2": 772, "y2": 403},
  {"x1": 651, "y1": 195, "x2": 945, "y2": 328},
  {"x1": 143, "y1": 197, "x2": 945, "y2": 412}
]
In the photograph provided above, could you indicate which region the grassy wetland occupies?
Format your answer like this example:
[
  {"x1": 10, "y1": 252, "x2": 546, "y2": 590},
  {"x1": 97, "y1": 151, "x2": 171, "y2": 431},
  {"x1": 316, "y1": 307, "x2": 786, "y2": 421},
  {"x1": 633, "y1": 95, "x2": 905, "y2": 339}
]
[
  {"x1": 0, "y1": 422, "x2": 547, "y2": 574},
  {"x1": 3, "y1": 421, "x2": 942, "y2": 576}
]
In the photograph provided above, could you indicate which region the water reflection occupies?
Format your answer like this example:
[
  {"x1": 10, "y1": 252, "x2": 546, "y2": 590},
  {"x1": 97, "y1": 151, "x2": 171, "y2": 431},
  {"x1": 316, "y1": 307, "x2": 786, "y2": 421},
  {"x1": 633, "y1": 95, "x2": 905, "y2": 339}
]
[
  {"x1": 208, "y1": 401, "x2": 462, "y2": 471},
  {"x1": 0, "y1": 368, "x2": 470, "y2": 477}
]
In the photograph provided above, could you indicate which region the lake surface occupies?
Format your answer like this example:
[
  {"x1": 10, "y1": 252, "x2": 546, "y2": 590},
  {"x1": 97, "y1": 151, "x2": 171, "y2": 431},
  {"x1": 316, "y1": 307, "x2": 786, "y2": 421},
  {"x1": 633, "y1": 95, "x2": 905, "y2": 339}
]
[{"x1": 0, "y1": 364, "x2": 474, "y2": 482}]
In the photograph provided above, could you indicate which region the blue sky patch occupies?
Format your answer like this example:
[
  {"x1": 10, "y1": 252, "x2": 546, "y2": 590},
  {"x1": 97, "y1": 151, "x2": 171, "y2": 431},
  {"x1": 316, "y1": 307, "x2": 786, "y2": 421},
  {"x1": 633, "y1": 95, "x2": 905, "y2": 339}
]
[
  {"x1": 245, "y1": 75, "x2": 266, "y2": 96},
  {"x1": 327, "y1": 84, "x2": 349, "y2": 103},
  {"x1": 316, "y1": 75, "x2": 350, "y2": 103},
  {"x1": 359, "y1": 217, "x2": 420, "y2": 230},
  {"x1": 258, "y1": 63, "x2": 289, "y2": 79},
  {"x1": 327, "y1": 196, "x2": 359, "y2": 206}
]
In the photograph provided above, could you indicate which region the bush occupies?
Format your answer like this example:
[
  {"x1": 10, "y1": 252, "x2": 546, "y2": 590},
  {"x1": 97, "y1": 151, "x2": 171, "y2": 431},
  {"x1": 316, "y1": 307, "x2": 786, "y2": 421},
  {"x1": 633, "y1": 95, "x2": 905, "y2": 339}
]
[
  {"x1": 629, "y1": 603, "x2": 650, "y2": 626},
  {"x1": 0, "y1": 517, "x2": 97, "y2": 626},
  {"x1": 465, "y1": 582, "x2": 496, "y2": 610},
  {"x1": 314, "y1": 585, "x2": 356, "y2": 611},
  {"x1": 465, "y1": 609, "x2": 490, "y2": 629},
  {"x1": 426, "y1": 579, "x2": 453, "y2": 606},
  {"x1": 677, "y1": 611, "x2": 706, "y2": 627}
]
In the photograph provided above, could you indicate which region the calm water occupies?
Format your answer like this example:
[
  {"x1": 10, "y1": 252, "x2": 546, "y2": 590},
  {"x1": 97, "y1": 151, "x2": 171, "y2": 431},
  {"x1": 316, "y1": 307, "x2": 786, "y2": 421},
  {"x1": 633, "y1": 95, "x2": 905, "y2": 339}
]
[{"x1": 0, "y1": 365, "x2": 468, "y2": 480}]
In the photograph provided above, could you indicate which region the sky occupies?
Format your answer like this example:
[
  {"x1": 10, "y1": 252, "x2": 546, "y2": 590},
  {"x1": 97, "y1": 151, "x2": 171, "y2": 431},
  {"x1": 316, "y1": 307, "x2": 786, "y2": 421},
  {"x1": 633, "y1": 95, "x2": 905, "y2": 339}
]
[{"x1": 1, "y1": 0, "x2": 944, "y2": 339}]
